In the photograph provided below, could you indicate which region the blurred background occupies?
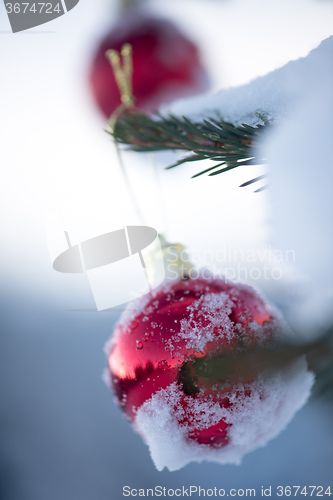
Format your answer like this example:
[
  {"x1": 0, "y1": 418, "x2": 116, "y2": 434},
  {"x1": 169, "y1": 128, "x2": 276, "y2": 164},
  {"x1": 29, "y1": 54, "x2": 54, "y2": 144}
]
[{"x1": 1, "y1": 0, "x2": 333, "y2": 498}]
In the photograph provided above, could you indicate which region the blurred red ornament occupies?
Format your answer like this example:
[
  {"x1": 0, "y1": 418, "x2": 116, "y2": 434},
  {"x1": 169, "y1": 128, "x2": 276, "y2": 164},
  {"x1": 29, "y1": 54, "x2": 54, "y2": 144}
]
[
  {"x1": 89, "y1": 12, "x2": 209, "y2": 118},
  {"x1": 106, "y1": 276, "x2": 282, "y2": 446}
]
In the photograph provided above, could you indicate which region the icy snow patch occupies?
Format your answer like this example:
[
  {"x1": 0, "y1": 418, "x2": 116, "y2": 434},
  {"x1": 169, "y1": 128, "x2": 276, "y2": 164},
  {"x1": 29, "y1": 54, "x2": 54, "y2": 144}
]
[
  {"x1": 179, "y1": 292, "x2": 234, "y2": 352},
  {"x1": 178, "y1": 288, "x2": 291, "y2": 352},
  {"x1": 135, "y1": 358, "x2": 314, "y2": 471}
]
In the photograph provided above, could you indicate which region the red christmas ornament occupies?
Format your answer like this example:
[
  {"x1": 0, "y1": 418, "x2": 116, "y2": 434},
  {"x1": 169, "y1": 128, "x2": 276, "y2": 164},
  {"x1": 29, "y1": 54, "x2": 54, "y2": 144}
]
[
  {"x1": 108, "y1": 276, "x2": 274, "y2": 421},
  {"x1": 106, "y1": 275, "x2": 312, "y2": 470},
  {"x1": 89, "y1": 12, "x2": 209, "y2": 118}
]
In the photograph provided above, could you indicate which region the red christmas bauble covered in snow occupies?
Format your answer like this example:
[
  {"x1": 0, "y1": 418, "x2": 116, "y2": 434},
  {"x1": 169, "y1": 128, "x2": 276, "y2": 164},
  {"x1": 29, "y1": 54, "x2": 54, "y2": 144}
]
[
  {"x1": 89, "y1": 12, "x2": 209, "y2": 118},
  {"x1": 106, "y1": 275, "x2": 313, "y2": 471}
]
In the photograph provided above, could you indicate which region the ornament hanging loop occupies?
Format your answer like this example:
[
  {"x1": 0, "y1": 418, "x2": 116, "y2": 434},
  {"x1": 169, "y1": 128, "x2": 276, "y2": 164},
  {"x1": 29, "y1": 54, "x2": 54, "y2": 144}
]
[
  {"x1": 105, "y1": 44, "x2": 145, "y2": 225},
  {"x1": 106, "y1": 44, "x2": 135, "y2": 125}
]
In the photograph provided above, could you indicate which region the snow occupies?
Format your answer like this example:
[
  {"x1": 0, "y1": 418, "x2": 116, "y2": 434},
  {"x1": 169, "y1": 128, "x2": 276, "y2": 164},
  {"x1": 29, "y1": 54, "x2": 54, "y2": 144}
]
[
  {"x1": 167, "y1": 36, "x2": 333, "y2": 127},
  {"x1": 135, "y1": 358, "x2": 314, "y2": 471},
  {"x1": 179, "y1": 292, "x2": 234, "y2": 351},
  {"x1": 178, "y1": 289, "x2": 289, "y2": 352},
  {"x1": 259, "y1": 40, "x2": 333, "y2": 335},
  {"x1": 166, "y1": 36, "x2": 333, "y2": 335}
]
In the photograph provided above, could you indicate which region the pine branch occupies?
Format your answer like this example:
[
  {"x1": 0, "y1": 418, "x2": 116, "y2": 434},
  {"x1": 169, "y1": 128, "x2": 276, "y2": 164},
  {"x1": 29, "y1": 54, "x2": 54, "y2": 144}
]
[
  {"x1": 179, "y1": 327, "x2": 333, "y2": 401},
  {"x1": 109, "y1": 109, "x2": 269, "y2": 182}
]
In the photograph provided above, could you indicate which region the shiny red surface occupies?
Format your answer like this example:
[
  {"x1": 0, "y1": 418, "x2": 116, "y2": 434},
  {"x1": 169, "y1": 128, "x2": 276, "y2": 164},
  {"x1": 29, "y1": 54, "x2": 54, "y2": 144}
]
[
  {"x1": 108, "y1": 276, "x2": 276, "y2": 447},
  {"x1": 89, "y1": 13, "x2": 208, "y2": 117}
]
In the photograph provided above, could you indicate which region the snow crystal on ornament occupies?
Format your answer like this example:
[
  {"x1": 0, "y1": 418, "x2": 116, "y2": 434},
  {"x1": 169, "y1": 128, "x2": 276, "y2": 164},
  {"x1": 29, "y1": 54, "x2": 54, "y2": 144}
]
[
  {"x1": 179, "y1": 292, "x2": 234, "y2": 352},
  {"x1": 135, "y1": 358, "x2": 314, "y2": 471}
]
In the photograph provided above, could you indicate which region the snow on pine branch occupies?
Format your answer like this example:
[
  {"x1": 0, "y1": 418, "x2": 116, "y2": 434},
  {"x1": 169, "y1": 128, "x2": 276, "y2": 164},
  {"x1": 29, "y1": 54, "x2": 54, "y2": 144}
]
[
  {"x1": 167, "y1": 36, "x2": 333, "y2": 127},
  {"x1": 111, "y1": 37, "x2": 332, "y2": 182}
]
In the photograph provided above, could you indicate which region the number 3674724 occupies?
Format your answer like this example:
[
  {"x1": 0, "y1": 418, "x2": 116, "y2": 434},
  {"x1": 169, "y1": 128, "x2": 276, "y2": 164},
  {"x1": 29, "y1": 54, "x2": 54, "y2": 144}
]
[{"x1": 5, "y1": 3, "x2": 61, "y2": 14}]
